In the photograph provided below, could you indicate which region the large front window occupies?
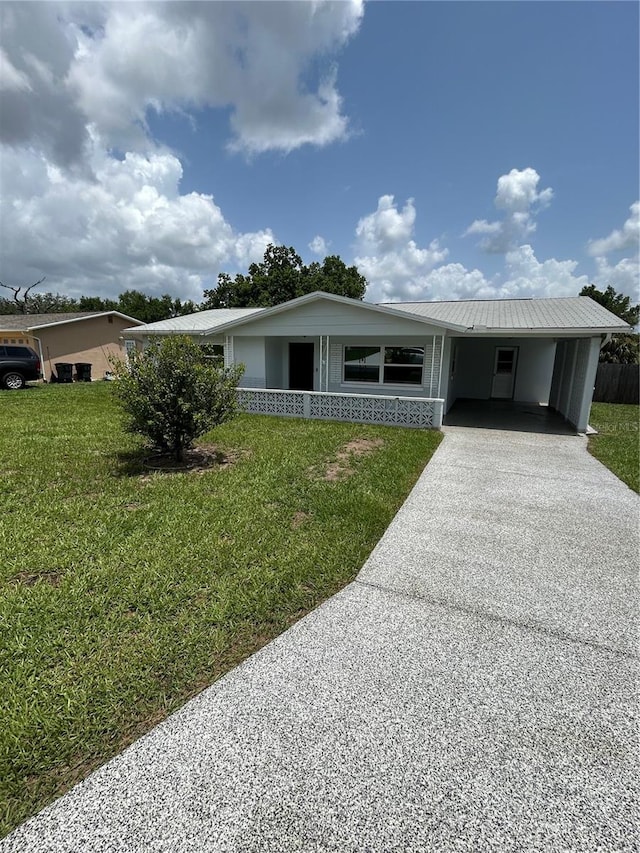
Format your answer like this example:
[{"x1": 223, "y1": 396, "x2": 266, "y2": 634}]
[{"x1": 343, "y1": 346, "x2": 424, "y2": 386}]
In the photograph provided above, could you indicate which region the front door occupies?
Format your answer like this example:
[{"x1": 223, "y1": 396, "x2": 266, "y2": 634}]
[
  {"x1": 491, "y1": 347, "x2": 518, "y2": 399},
  {"x1": 289, "y1": 342, "x2": 314, "y2": 391}
]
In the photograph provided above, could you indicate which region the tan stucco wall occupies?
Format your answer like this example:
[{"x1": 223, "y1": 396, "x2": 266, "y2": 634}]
[{"x1": 37, "y1": 315, "x2": 134, "y2": 380}]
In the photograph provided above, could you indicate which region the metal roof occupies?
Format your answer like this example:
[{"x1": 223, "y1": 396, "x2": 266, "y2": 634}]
[
  {"x1": 379, "y1": 297, "x2": 630, "y2": 331},
  {"x1": 0, "y1": 311, "x2": 143, "y2": 330},
  {"x1": 123, "y1": 294, "x2": 631, "y2": 338},
  {"x1": 126, "y1": 307, "x2": 264, "y2": 334}
]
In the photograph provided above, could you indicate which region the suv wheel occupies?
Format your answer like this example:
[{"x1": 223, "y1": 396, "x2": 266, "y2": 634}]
[{"x1": 2, "y1": 371, "x2": 26, "y2": 390}]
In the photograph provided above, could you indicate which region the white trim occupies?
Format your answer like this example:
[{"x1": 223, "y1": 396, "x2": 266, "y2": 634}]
[{"x1": 437, "y1": 334, "x2": 445, "y2": 397}]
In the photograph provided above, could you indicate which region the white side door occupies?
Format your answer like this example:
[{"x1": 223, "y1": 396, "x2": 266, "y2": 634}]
[{"x1": 491, "y1": 346, "x2": 518, "y2": 399}]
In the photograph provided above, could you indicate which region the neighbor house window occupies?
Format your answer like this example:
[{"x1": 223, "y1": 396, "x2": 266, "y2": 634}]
[{"x1": 343, "y1": 346, "x2": 424, "y2": 386}]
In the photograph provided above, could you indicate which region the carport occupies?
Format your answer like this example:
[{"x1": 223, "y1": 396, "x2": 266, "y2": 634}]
[{"x1": 423, "y1": 292, "x2": 629, "y2": 434}]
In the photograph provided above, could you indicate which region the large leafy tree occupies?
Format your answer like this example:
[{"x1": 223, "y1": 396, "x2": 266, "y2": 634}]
[
  {"x1": 202, "y1": 244, "x2": 367, "y2": 308},
  {"x1": 580, "y1": 284, "x2": 639, "y2": 364}
]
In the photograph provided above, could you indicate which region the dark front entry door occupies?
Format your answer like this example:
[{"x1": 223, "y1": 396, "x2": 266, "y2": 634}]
[{"x1": 289, "y1": 342, "x2": 314, "y2": 391}]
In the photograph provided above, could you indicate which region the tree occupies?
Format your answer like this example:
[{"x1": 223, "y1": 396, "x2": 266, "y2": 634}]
[
  {"x1": 304, "y1": 255, "x2": 367, "y2": 300},
  {"x1": 111, "y1": 336, "x2": 243, "y2": 461},
  {"x1": 580, "y1": 284, "x2": 639, "y2": 326},
  {"x1": 598, "y1": 334, "x2": 639, "y2": 364},
  {"x1": 115, "y1": 291, "x2": 199, "y2": 323},
  {"x1": 0, "y1": 277, "x2": 48, "y2": 313},
  {"x1": 580, "y1": 284, "x2": 639, "y2": 364},
  {"x1": 202, "y1": 244, "x2": 367, "y2": 308}
]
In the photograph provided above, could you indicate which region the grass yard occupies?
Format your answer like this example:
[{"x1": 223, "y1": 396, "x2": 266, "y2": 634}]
[
  {"x1": 0, "y1": 382, "x2": 442, "y2": 837},
  {"x1": 588, "y1": 402, "x2": 639, "y2": 493}
]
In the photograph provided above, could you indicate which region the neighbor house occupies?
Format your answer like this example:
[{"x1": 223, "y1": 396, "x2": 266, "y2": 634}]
[
  {"x1": 0, "y1": 311, "x2": 144, "y2": 381},
  {"x1": 123, "y1": 292, "x2": 629, "y2": 432}
]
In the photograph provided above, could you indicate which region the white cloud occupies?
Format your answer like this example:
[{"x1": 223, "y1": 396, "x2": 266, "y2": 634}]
[
  {"x1": 0, "y1": 137, "x2": 274, "y2": 302},
  {"x1": 0, "y1": 2, "x2": 363, "y2": 300},
  {"x1": 353, "y1": 191, "x2": 591, "y2": 303},
  {"x1": 501, "y1": 244, "x2": 588, "y2": 298},
  {"x1": 587, "y1": 201, "x2": 640, "y2": 256},
  {"x1": 309, "y1": 235, "x2": 329, "y2": 255},
  {"x1": 354, "y1": 195, "x2": 448, "y2": 302},
  {"x1": 592, "y1": 254, "x2": 639, "y2": 298},
  {"x1": 464, "y1": 167, "x2": 553, "y2": 253},
  {"x1": 0, "y1": 1, "x2": 363, "y2": 166}
]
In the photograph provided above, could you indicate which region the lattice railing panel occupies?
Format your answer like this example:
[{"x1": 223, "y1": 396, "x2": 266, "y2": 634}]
[
  {"x1": 236, "y1": 389, "x2": 305, "y2": 417},
  {"x1": 236, "y1": 388, "x2": 442, "y2": 428}
]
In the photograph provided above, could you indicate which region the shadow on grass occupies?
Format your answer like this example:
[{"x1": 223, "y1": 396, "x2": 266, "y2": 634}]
[
  {"x1": 113, "y1": 448, "x2": 149, "y2": 477},
  {"x1": 114, "y1": 445, "x2": 233, "y2": 478}
]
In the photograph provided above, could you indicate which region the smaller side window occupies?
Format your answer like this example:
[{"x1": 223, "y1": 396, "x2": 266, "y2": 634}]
[{"x1": 124, "y1": 340, "x2": 137, "y2": 361}]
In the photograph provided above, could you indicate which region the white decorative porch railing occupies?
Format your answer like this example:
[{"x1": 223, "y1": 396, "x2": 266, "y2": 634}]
[{"x1": 236, "y1": 388, "x2": 444, "y2": 429}]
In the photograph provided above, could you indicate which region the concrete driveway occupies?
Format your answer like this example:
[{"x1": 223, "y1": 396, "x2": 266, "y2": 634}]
[{"x1": 3, "y1": 427, "x2": 638, "y2": 852}]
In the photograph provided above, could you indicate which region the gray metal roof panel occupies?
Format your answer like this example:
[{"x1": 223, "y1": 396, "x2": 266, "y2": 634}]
[
  {"x1": 126, "y1": 307, "x2": 265, "y2": 334},
  {"x1": 378, "y1": 297, "x2": 630, "y2": 330}
]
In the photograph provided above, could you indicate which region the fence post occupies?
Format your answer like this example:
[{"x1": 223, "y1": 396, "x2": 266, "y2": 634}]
[{"x1": 303, "y1": 393, "x2": 311, "y2": 419}]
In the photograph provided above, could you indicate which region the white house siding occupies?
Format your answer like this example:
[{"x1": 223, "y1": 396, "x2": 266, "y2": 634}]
[
  {"x1": 449, "y1": 337, "x2": 556, "y2": 404},
  {"x1": 233, "y1": 336, "x2": 266, "y2": 388},
  {"x1": 324, "y1": 335, "x2": 444, "y2": 398},
  {"x1": 550, "y1": 337, "x2": 601, "y2": 431},
  {"x1": 265, "y1": 338, "x2": 284, "y2": 388},
  {"x1": 229, "y1": 299, "x2": 442, "y2": 338}
]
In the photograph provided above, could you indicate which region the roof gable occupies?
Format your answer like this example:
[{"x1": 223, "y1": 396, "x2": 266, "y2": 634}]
[{"x1": 0, "y1": 311, "x2": 144, "y2": 330}]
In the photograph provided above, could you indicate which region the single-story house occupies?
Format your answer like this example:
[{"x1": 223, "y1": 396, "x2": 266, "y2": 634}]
[
  {"x1": 0, "y1": 311, "x2": 144, "y2": 381},
  {"x1": 123, "y1": 292, "x2": 629, "y2": 432}
]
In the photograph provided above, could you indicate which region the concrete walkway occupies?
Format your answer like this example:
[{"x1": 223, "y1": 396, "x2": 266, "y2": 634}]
[{"x1": 3, "y1": 428, "x2": 639, "y2": 852}]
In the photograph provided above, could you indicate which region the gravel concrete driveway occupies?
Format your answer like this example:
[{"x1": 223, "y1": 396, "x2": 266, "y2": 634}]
[{"x1": 3, "y1": 426, "x2": 638, "y2": 852}]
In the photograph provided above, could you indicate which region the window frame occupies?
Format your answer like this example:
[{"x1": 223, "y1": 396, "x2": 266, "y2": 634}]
[{"x1": 342, "y1": 344, "x2": 425, "y2": 388}]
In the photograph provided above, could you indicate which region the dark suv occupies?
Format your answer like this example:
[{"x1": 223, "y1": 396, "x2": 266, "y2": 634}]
[{"x1": 0, "y1": 345, "x2": 42, "y2": 390}]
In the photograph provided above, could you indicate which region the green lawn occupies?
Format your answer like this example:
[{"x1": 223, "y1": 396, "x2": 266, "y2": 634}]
[
  {"x1": 588, "y1": 402, "x2": 639, "y2": 493},
  {"x1": 0, "y1": 382, "x2": 442, "y2": 837}
]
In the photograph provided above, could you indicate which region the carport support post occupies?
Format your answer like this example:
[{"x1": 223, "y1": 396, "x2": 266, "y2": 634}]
[{"x1": 576, "y1": 336, "x2": 604, "y2": 433}]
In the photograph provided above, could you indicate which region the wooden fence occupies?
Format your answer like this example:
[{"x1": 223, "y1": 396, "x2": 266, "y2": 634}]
[{"x1": 593, "y1": 363, "x2": 639, "y2": 404}]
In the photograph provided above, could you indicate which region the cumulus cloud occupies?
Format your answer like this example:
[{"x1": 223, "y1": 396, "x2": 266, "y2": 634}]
[
  {"x1": 0, "y1": 2, "x2": 363, "y2": 300},
  {"x1": 0, "y1": 137, "x2": 274, "y2": 301},
  {"x1": 309, "y1": 235, "x2": 329, "y2": 255},
  {"x1": 0, "y1": 1, "x2": 363, "y2": 166},
  {"x1": 354, "y1": 191, "x2": 593, "y2": 303},
  {"x1": 354, "y1": 196, "x2": 448, "y2": 301},
  {"x1": 465, "y1": 167, "x2": 553, "y2": 253},
  {"x1": 592, "y1": 254, "x2": 639, "y2": 298},
  {"x1": 587, "y1": 201, "x2": 640, "y2": 256}
]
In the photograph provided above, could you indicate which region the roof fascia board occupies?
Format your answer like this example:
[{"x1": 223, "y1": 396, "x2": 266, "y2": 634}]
[
  {"x1": 29, "y1": 311, "x2": 144, "y2": 330},
  {"x1": 450, "y1": 326, "x2": 630, "y2": 337}
]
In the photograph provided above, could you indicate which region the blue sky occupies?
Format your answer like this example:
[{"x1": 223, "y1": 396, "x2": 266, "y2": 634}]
[{"x1": 1, "y1": 1, "x2": 638, "y2": 305}]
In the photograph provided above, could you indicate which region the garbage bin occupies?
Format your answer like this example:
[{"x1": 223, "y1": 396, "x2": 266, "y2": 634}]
[
  {"x1": 75, "y1": 363, "x2": 92, "y2": 382},
  {"x1": 54, "y1": 362, "x2": 73, "y2": 383}
]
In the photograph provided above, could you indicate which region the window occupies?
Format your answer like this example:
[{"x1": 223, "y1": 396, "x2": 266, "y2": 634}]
[
  {"x1": 343, "y1": 345, "x2": 424, "y2": 386},
  {"x1": 124, "y1": 340, "x2": 137, "y2": 361},
  {"x1": 344, "y1": 346, "x2": 381, "y2": 383},
  {"x1": 201, "y1": 343, "x2": 224, "y2": 366}
]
